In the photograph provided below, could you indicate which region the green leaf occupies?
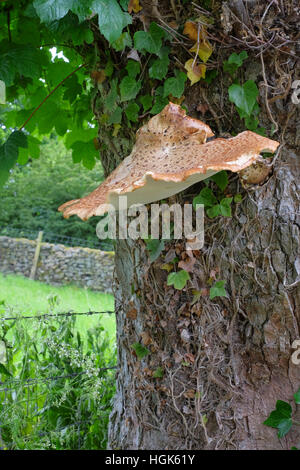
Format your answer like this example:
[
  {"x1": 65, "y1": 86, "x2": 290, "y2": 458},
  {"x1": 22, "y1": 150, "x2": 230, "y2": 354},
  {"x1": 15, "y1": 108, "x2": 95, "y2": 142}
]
[
  {"x1": 275, "y1": 400, "x2": 292, "y2": 418},
  {"x1": 92, "y1": 0, "x2": 132, "y2": 43},
  {"x1": 294, "y1": 388, "x2": 300, "y2": 404},
  {"x1": 0, "y1": 44, "x2": 42, "y2": 86},
  {"x1": 120, "y1": 76, "x2": 141, "y2": 101},
  {"x1": 167, "y1": 270, "x2": 190, "y2": 290},
  {"x1": 125, "y1": 102, "x2": 139, "y2": 122},
  {"x1": 108, "y1": 106, "x2": 122, "y2": 125},
  {"x1": 131, "y1": 342, "x2": 150, "y2": 360},
  {"x1": 206, "y1": 205, "x2": 221, "y2": 218},
  {"x1": 228, "y1": 80, "x2": 259, "y2": 117},
  {"x1": 193, "y1": 187, "x2": 217, "y2": 209},
  {"x1": 139, "y1": 94, "x2": 153, "y2": 112},
  {"x1": 210, "y1": 280, "x2": 227, "y2": 299},
  {"x1": 149, "y1": 47, "x2": 170, "y2": 80},
  {"x1": 145, "y1": 239, "x2": 165, "y2": 262},
  {"x1": 0, "y1": 80, "x2": 5, "y2": 104},
  {"x1": 150, "y1": 96, "x2": 168, "y2": 115},
  {"x1": 163, "y1": 70, "x2": 187, "y2": 98},
  {"x1": 125, "y1": 60, "x2": 141, "y2": 78},
  {"x1": 153, "y1": 367, "x2": 164, "y2": 378},
  {"x1": 223, "y1": 51, "x2": 248, "y2": 75},
  {"x1": 104, "y1": 78, "x2": 119, "y2": 110},
  {"x1": 134, "y1": 22, "x2": 165, "y2": 55},
  {"x1": 0, "y1": 363, "x2": 12, "y2": 377},
  {"x1": 112, "y1": 32, "x2": 132, "y2": 51},
  {"x1": 70, "y1": 139, "x2": 97, "y2": 169},
  {"x1": 210, "y1": 171, "x2": 228, "y2": 191},
  {"x1": 277, "y1": 418, "x2": 293, "y2": 438},
  {"x1": 33, "y1": 0, "x2": 91, "y2": 23},
  {"x1": 219, "y1": 197, "x2": 233, "y2": 217},
  {"x1": 234, "y1": 194, "x2": 243, "y2": 203}
]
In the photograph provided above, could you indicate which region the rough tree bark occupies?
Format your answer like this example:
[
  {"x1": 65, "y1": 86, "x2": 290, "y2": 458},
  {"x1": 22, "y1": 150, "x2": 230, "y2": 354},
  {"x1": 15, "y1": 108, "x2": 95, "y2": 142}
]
[{"x1": 96, "y1": 1, "x2": 300, "y2": 450}]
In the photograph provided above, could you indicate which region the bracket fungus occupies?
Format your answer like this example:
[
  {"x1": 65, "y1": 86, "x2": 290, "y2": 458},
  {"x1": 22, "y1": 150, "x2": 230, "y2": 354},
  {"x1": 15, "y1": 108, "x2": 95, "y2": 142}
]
[{"x1": 59, "y1": 103, "x2": 279, "y2": 220}]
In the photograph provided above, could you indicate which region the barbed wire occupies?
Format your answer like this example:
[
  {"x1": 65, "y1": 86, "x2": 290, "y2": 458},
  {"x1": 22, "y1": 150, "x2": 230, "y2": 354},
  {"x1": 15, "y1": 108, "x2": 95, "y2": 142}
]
[
  {"x1": 0, "y1": 310, "x2": 115, "y2": 322},
  {"x1": 0, "y1": 225, "x2": 113, "y2": 251},
  {"x1": 0, "y1": 366, "x2": 117, "y2": 392}
]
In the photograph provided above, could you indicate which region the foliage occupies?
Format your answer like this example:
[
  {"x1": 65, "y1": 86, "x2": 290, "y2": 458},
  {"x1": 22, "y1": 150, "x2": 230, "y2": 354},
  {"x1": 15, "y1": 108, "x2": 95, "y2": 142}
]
[
  {"x1": 131, "y1": 342, "x2": 150, "y2": 360},
  {"x1": 167, "y1": 270, "x2": 190, "y2": 290},
  {"x1": 0, "y1": 137, "x2": 113, "y2": 249},
  {"x1": 0, "y1": 296, "x2": 116, "y2": 449},
  {"x1": 263, "y1": 390, "x2": 300, "y2": 444},
  {"x1": 193, "y1": 171, "x2": 234, "y2": 219},
  {"x1": 209, "y1": 280, "x2": 227, "y2": 299}
]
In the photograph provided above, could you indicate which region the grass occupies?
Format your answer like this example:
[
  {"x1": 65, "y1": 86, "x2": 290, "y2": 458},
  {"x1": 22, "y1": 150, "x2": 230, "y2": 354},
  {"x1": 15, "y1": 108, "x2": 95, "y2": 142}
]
[{"x1": 0, "y1": 272, "x2": 115, "y2": 339}]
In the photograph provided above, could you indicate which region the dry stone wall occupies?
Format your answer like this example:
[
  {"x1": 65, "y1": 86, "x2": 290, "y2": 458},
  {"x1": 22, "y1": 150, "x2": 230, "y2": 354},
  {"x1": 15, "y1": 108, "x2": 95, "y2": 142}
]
[{"x1": 0, "y1": 236, "x2": 114, "y2": 293}]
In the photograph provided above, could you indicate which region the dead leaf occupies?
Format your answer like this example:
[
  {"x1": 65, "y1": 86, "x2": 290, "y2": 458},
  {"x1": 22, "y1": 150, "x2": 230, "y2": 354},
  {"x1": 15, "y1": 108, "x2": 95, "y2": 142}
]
[
  {"x1": 93, "y1": 137, "x2": 100, "y2": 150},
  {"x1": 141, "y1": 331, "x2": 152, "y2": 346},
  {"x1": 178, "y1": 256, "x2": 196, "y2": 273},
  {"x1": 190, "y1": 39, "x2": 213, "y2": 63},
  {"x1": 161, "y1": 263, "x2": 173, "y2": 272},
  {"x1": 183, "y1": 21, "x2": 199, "y2": 41},
  {"x1": 90, "y1": 70, "x2": 106, "y2": 84},
  {"x1": 128, "y1": 0, "x2": 142, "y2": 13},
  {"x1": 185, "y1": 58, "x2": 206, "y2": 86},
  {"x1": 126, "y1": 306, "x2": 137, "y2": 319},
  {"x1": 184, "y1": 389, "x2": 195, "y2": 399},
  {"x1": 196, "y1": 103, "x2": 209, "y2": 114},
  {"x1": 184, "y1": 352, "x2": 195, "y2": 363}
]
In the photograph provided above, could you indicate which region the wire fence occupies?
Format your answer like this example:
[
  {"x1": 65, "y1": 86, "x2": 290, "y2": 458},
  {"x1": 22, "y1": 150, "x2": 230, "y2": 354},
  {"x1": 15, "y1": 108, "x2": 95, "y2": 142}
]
[
  {"x1": 0, "y1": 225, "x2": 112, "y2": 251},
  {"x1": 0, "y1": 309, "x2": 117, "y2": 449}
]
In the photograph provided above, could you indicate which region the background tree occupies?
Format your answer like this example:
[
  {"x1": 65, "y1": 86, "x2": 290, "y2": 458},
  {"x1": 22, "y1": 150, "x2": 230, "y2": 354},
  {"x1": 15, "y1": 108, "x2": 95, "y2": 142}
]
[{"x1": 0, "y1": 0, "x2": 299, "y2": 450}]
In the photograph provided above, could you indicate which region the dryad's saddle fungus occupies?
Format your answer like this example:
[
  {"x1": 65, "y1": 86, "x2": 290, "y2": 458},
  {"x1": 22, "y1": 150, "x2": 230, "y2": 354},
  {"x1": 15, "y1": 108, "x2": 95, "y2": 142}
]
[{"x1": 59, "y1": 103, "x2": 280, "y2": 221}]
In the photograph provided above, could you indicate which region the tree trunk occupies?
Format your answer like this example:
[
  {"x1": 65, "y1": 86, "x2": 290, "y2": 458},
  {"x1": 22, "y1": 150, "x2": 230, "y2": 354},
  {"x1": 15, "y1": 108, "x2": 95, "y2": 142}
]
[{"x1": 103, "y1": 1, "x2": 300, "y2": 450}]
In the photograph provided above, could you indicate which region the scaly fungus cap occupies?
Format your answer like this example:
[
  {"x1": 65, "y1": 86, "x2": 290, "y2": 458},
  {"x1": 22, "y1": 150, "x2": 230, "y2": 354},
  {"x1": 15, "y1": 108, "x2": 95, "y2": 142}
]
[{"x1": 59, "y1": 103, "x2": 279, "y2": 220}]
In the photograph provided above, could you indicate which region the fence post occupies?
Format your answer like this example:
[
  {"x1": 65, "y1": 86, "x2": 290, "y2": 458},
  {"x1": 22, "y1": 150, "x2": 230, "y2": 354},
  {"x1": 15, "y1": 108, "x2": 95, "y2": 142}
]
[{"x1": 30, "y1": 231, "x2": 43, "y2": 280}]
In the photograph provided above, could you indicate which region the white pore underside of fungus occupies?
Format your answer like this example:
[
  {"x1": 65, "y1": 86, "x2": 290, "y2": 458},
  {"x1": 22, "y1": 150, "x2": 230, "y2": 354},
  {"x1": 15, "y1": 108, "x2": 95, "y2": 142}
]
[{"x1": 58, "y1": 103, "x2": 280, "y2": 221}]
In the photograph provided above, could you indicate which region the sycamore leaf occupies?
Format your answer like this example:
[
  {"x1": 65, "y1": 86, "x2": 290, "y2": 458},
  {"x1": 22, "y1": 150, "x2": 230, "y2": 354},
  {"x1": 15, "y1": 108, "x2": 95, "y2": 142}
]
[
  {"x1": 0, "y1": 131, "x2": 27, "y2": 188},
  {"x1": 190, "y1": 39, "x2": 213, "y2": 63},
  {"x1": 128, "y1": 0, "x2": 142, "y2": 13},
  {"x1": 184, "y1": 59, "x2": 206, "y2": 85}
]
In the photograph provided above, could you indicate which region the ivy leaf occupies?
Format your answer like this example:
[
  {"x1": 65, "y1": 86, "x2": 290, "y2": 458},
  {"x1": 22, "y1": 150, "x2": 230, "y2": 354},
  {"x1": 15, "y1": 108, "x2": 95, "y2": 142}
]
[
  {"x1": 104, "y1": 78, "x2": 119, "y2": 110},
  {"x1": 193, "y1": 188, "x2": 217, "y2": 209},
  {"x1": 167, "y1": 270, "x2": 190, "y2": 290},
  {"x1": 125, "y1": 60, "x2": 140, "y2": 78},
  {"x1": 184, "y1": 59, "x2": 206, "y2": 85},
  {"x1": 210, "y1": 171, "x2": 228, "y2": 191},
  {"x1": 153, "y1": 367, "x2": 164, "y2": 378},
  {"x1": 125, "y1": 102, "x2": 139, "y2": 122},
  {"x1": 120, "y1": 76, "x2": 141, "y2": 101},
  {"x1": 277, "y1": 418, "x2": 293, "y2": 438},
  {"x1": 108, "y1": 106, "x2": 123, "y2": 125},
  {"x1": 131, "y1": 342, "x2": 150, "y2": 360},
  {"x1": 219, "y1": 197, "x2": 233, "y2": 217},
  {"x1": 112, "y1": 32, "x2": 132, "y2": 51},
  {"x1": 228, "y1": 80, "x2": 259, "y2": 117},
  {"x1": 190, "y1": 39, "x2": 213, "y2": 63},
  {"x1": 163, "y1": 70, "x2": 187, "y2": 98},
  {"x1": 210, "y1": 280, "x2": 227, "y2": 299},
  {"x1": 206, "y1": 205, "x2": 221, "y2": 218},
  {"x1": 150, "y1": 96, "x2": 168, "y2": 115},
  {"x1": 145, "y1": 239, "x2": 165, "y2": 262},
  {"x1": 223, "y1": 51, "x2": 248, "y2": 75},
  {"x1": 34, "y1": 0, "x2": 91, "y2": 23},
  {"x1": 294, "y1": 388, "x2": 300, "y2": 404},
  {"x1": 139, "y1": 94, "x2": 153, "y2": 112},
  {"x1": 92, "y1": 0, "x2": 132, "y2": 43},
  {"x1": 149, "y1": 47, "x2": 170, "y2": 80},
  {"x1": 134, "y1": 22, "x2": 165, "y2": 55}
]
